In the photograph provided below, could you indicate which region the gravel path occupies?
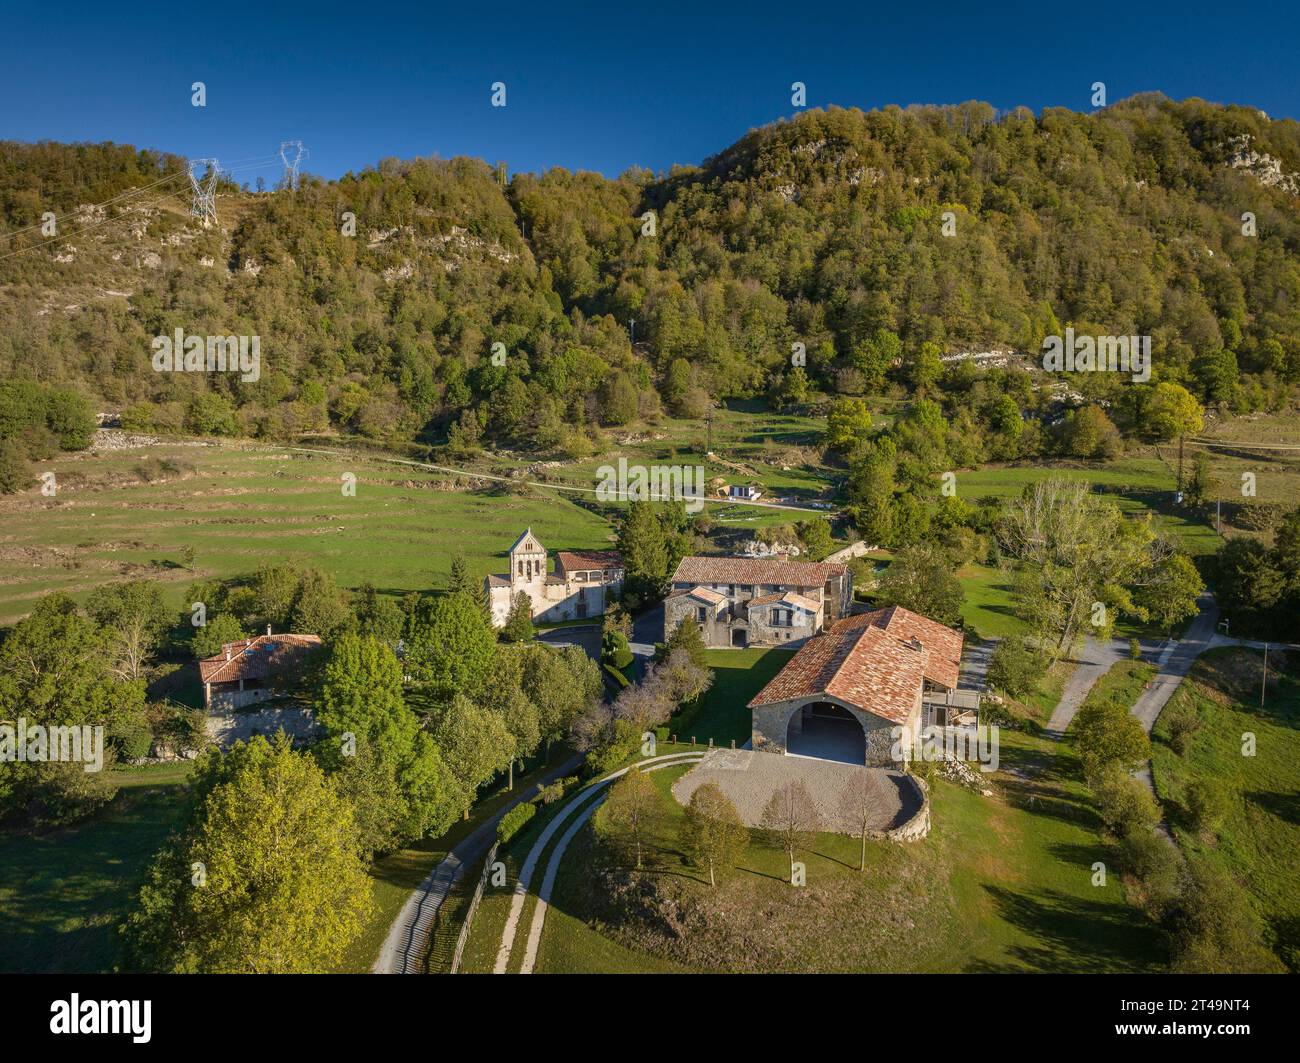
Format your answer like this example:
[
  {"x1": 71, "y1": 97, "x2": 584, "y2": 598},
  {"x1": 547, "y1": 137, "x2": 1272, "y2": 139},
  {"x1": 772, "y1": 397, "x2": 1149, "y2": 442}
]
[
  {"x1": 1044, "y1": 635, "x2": 1128, "y2": 736},
  {"x1": 1130, "y1": 594, "x2": 1219, "y2": 734},
  {"x1": 670, "y1": 748, "x2": 915, "y2": 834},
  {"x1": 518, "y1": 752, "x2": 706, "y2": 974},
  {"x1": 493, "y1": 749, "x2": 705, "y2": 974},
  {"x1": 373, "y1": 754, "x2": 580, "y2": 974}
]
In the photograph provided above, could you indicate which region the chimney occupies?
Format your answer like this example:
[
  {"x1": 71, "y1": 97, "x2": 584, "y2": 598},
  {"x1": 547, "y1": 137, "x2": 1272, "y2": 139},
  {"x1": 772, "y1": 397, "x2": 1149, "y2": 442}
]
[
  {"x1": 266, "y1": 624, "x2": 272, "y2": 636},
  {"x1": 225, "y1": 648, "x2": 231, "y2": 661}
]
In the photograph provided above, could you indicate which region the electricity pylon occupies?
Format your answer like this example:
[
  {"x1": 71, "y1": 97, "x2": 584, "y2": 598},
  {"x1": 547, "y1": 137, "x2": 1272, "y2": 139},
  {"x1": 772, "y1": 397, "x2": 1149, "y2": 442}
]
[
  {"x1": 279, "y1": 141, "x2": 307, "y2": 191},
  {"x1": 188, "y1": 159, "x2": 220, "y2": 226}
]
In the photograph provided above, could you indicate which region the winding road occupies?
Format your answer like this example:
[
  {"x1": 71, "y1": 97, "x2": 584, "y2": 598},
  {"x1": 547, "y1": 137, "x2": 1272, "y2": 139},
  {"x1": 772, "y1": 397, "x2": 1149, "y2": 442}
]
[
  {"x1": 373, "y1": 755, "x2": 580, "y2": 974},
  {"x1": 494, "y1": 749, "x2": 706, "y2": 974}
]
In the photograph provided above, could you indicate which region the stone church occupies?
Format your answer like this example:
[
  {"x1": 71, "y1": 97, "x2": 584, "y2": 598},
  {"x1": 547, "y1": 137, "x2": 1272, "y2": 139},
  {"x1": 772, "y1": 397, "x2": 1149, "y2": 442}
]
[{"x1": 485, "y1": 528, "x2": 624, "y2": 627}]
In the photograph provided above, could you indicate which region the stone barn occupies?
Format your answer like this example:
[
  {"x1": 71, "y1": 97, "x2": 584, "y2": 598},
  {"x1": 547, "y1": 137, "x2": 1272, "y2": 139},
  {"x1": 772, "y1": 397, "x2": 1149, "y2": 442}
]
[{"x1": 747, "y1": 605, "x2": 965, "y2": 766}]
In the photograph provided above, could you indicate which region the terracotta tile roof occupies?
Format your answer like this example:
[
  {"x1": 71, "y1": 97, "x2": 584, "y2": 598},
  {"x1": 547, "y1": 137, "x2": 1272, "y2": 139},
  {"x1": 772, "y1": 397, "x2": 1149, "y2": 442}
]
[
  {"x1": 556, "y1": 549, "x2": 623, "y2": 572},
  {"x1": 839, "y1": 605, "x2": 964, "y2": 689},
  {"x1": 748, "y1": 591, "x2": 821, "y2": 612},
  {"x1": 747, "y1": 605, "x2": 964, "y2": 725},
  {"x1": 671, "y1": 555, "x2": 847, "y2": 589},
  {"x1": 198, "y1": 633, "x2": 323, "y2": 685},
  {"x1": 668, "y1": 586, "x2": 728, "y2": 606}
]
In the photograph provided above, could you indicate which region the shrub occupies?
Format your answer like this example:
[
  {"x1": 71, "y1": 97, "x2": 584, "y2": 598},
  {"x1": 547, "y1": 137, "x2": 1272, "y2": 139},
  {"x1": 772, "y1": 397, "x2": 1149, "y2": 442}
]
[
  {"x1": 1184, "y1": 778, "x2": 1230, "y2": 836},
  {"x1": 0, "y1": 438, "x2": 32, "y2": 494},
  {"x1": 1093, "y1": 763, "x2": 1160, "y2": 838},
  {"x1": 1167, "y1": 858, "x2": 1285, "y2": 972},
  {"x1": 1074, "y1": 699, "x2": 1151, "y2": 784},
  {"x1": 537, "y1": 781, "x2": 564, "y2": 804},
  {"x1": 601, "y1": 629, "x2": 633, "y2": 669},
  {"x1": 1118, "y1": 828, "x2": 1182, "y2": 918},
  {"x1": 538, "y1": 777, "x2": 578, "y2": 805},
  {"x1": 1163, "y1": 701, "x2": 1203, "y2": 756},
  {"x1": 987, "y1": 636, "x2": 1047, "y2": 700},
  {"x1": 1128, "y1": 638, "x2": 1142, "y2": 661},
  {"x1": 497, "y1": 801, "x2": 537, "y2": 845}
]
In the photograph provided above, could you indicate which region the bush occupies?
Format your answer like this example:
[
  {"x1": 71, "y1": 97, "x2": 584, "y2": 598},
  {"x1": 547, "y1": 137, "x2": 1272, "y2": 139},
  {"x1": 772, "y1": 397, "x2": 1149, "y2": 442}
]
[
  {"x1": 497, "y1": 801, "x2": 537, "y2": 845},
  {"x1": 601, "y1": 629, "x2": 633, "y2": 669},
  {"x1": 1184, "y1": 779, "x2": 1229, "y2": 836},
  {"x1": 114, "y1": 719, "x2": 154, "y2": 762},
  {"x1": 1128, "y1": 638, "x2": 1142, "y2": 661},
  {"x1": 987, "y1": 636, "x2": 1047, "y2": 700},
  {"x1": 0, "y1": 438, "x2": 32, "y2": 494},
  {"x1": 1118, "y1": 828, "x2": 1182, "y2": 918},
  {"x1": 1162, "y1": 701, "x2": 1203, "y2": 756},
  {"x1": 1093, "y1": 763, "x2": 1160, "y2": 839},
  {"x1": 584, "y1": 720, "x2": 642, "y2": 776},
  {"x1": 1167, "y1": 858, "x2": 1285, "y2": 972},
  {"x1": 1074, "y1": 699, "x2": 1151, "y2": 784},
  {"x1": 603, "y1": 663, "x2": 631, "y2": 688},
  {"x1": 538, "y1": 777, "x2": 578, "y2": 805}
]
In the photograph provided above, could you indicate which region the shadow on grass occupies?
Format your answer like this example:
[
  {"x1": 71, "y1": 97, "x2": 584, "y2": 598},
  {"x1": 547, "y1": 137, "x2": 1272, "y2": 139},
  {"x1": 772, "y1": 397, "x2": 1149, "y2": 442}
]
[
  {"x1": 963, "y1": 885, "x2": 1165, "y2": 972},
  {"x1": 1245, "y1": 789, "x2": 1300, "y2": 826}
]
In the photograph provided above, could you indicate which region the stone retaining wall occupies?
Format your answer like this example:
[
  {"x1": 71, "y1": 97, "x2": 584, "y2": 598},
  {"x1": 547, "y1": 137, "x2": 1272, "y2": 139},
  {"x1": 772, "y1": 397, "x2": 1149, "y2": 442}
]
[{"x1": 874, "y1": 774, "x2": 929, "y2": 842}]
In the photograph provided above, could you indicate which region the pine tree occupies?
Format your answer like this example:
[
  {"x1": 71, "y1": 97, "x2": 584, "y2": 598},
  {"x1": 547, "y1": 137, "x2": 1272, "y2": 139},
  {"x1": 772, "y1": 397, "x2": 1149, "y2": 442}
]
[{"x1": 447, "y1": 552, "x2": 475, "y2": 596}]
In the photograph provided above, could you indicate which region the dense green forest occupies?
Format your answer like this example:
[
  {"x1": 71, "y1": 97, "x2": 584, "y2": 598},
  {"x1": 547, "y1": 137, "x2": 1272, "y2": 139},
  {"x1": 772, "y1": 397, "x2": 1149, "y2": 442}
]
[{"x1": 1, "y1": 94, "x2": 1299, "y2": 457}]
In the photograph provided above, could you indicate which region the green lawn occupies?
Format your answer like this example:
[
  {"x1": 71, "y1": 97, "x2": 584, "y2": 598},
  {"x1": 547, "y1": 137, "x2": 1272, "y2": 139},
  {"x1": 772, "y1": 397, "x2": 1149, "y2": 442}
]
[
  {"x1": 1151, "y1": 648, "x2": 1300, "y2": 971},
  {"x1": 528, "y1": 730, "x2": 1164, "y2": 972},
  {"x1": 668, "y1": 647, "x2": 796, "y2": 746},
  {"x1": 1072, "y1": 659, "x2": 1157, "y2": 723},
  {"x1": 958, "y1": 562, "x2": 1029, "y2": 639},
  {"x1": 0, "y1": 762, "x2": 193, "y2": 973}
]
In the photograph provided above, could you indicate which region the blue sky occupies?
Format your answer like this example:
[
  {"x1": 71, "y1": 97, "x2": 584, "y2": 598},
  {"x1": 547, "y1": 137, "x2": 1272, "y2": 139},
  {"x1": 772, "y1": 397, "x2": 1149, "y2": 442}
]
[{"x1": 3, "y1": 0, "x2": 1298, "y2": 182}]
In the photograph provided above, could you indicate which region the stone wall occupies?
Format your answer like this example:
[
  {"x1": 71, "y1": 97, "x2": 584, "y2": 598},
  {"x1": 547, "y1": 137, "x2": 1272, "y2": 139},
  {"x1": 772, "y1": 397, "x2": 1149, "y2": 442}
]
[
  {"x1": 748, "y1": 604, "x2": 818, "y2": 647},
  {"x1": 876, "y1": 775, "x2": 930, "y2": 842},
  {"x1": 664, "y1": 593, "x2": 733, "y2": 647},
  {"x1": 752, "y1": 695, "x2": 898, "y2": 765}
]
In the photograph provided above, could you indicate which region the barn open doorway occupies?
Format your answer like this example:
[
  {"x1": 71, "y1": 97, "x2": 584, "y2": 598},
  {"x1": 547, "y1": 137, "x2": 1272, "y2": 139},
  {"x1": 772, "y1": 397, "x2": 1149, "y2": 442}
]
[{"x1": 785, "y1": 702, "x2": 866, "y2": 765}]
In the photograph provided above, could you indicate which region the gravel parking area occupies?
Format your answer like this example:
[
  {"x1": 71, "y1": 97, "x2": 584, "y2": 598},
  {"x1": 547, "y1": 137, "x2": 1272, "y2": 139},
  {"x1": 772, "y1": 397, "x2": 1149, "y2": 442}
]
[{"x1": 671, "y1": 749, "x2": 918, "y2": 834}]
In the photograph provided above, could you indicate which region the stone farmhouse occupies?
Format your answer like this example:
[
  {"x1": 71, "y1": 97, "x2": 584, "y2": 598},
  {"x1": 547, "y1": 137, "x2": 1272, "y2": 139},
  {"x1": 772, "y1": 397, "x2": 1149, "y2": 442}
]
[
  {"x1": 486, "y1": 528, "x2": 624, "y2": 627},
  {"x1": 663, "y1": 555, "x2": 852, "y2": 648},
  {"x1": 747, "y1": 605, "x2": 972, "y2": 766},
  {"x1": 198, "y1": 629, "x2": 322, "y2": 711}
]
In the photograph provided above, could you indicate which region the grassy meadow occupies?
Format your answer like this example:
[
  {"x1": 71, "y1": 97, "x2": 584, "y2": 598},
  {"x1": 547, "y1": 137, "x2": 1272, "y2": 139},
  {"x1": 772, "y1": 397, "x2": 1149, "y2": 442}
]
[
  {"x1": 0, "y1": 762, "x2": 193, "y2": 973},
  {"x1": 0, "y1": 440, "x2": 618, "y2": 624},
  {"x1": 517, "y1": 730, "x2": 1164, "y2": 973},
  {"x1": 1151, "y1": 648, "x2": 1300, "y2": 971}
]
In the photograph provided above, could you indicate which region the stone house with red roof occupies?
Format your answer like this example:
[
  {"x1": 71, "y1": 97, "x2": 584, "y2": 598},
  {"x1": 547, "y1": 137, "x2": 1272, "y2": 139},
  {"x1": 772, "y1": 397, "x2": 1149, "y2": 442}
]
[
  {"x1": 198, "y1": 629, "x2": 323, "y2": 711},
  {"x1": 747, "y1": 605, "x2": 970, "y2": 765},
  {"x1": 663, "y1": 555, "x2": 852, "y2": 648},
  {"x1": 485, "y1": 528, "x2": 624, "y2": 627}
]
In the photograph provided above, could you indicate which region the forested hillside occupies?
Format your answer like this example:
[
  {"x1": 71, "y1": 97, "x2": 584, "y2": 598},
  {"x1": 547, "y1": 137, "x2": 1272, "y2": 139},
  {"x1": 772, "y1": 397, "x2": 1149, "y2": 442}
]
[{"x1": 2, "y1": 94, "x2": 1299, "y2": 456}]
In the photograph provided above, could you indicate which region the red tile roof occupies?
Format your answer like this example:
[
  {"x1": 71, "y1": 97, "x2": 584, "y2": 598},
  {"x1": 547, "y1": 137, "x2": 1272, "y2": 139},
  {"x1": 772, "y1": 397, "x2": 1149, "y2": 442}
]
[
  {"x1": 669, "y1": 586, "x2": 728, "y2": 606},
  {"x1": 748, "y1": 590, "x2": 821, "y2": 612},
  {"x1": 671, "y1": 555, "x2": 846, "y2": 588},
  {"x1": 198, "y1": 633, "x2": 323, "y2": 685},
  {"x1": 556, "y1": 550, "x2": 623, "y2": 572},
  {"x1": 747, "y1": 605, "x2": 964, "y2": 725}
]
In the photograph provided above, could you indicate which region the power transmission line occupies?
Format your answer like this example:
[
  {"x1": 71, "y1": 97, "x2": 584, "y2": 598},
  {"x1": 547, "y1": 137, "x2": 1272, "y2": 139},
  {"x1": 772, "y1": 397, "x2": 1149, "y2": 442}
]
[
  {"x1": 0, "y1": 169, "x2": 189, "y2": 243},
  {"x1": 188, "y1": 158, "x2": 220, "y2": 225},
  {"x1": 279, "y1": 141, "x2": 307, "y2": 191}
]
